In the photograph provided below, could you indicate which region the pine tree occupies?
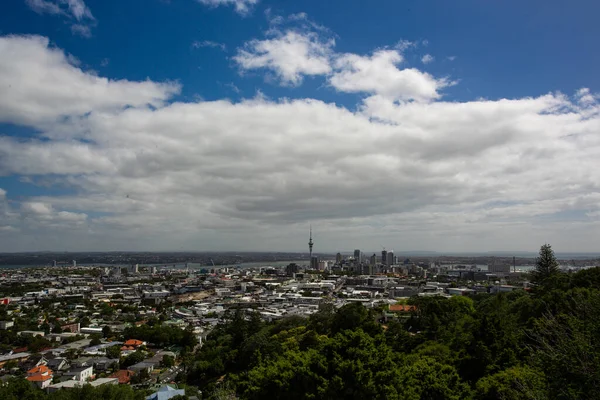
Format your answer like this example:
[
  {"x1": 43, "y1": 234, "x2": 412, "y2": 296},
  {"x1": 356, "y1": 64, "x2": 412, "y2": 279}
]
[{"x1": 530, "y1": 244, "x2": 560, "y2": 288}]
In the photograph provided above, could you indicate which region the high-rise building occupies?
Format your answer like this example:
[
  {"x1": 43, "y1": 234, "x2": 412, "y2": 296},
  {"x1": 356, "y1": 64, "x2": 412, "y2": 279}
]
[
  {"x1": 72, "y1": 260, "x2": 76, "y2": 267},
  {"x1": 335, "y1": 253, "x2": 342, "y2": 264},
  {"x1": 381, "y1": 250, "x2": 387, "y2": 265},
  {"x1": 370, "y1": 254, "x2": 377, "y2": 266},
  {"x1": 354, "y1": 249, "x2": 361, "y2": 261},
  {"x1": 310, "y1": 256, "x2": 319, "y2": 270},
  {"x1": 286, "y1": 263, "x2": 300, "y2": 276},
  {"x1": 386, "y1": 251, "x2": 395, "y2": 266}
]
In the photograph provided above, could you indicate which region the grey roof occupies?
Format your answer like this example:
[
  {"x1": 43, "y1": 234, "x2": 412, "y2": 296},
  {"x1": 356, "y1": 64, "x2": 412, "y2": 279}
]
[
  {"x1": 0, "y1": 352, "x2": 30, "y2": 362},
  {"x1": 146, "y1": 385, "x2": 186, "y2": 400}
]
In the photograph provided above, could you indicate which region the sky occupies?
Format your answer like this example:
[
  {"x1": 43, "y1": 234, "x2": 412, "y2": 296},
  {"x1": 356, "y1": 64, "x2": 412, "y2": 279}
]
[{"x1": 0, "y1": 0, "x2": 600, "y2": 253}]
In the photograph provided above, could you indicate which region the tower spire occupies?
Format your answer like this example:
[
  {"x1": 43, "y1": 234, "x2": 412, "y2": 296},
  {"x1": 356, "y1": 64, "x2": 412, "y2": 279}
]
[{"x1": 308, "y1": 225, "x2": 314, "y2": 261}]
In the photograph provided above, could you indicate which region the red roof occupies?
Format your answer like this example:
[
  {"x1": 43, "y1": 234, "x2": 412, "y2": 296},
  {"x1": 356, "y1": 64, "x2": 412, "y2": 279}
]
[
  {"x1": 28, "y1": 365, "x2": 52, "y2": 375},
  {"x1": 124, "y1": 339, "x2": 144, "y2": 346},
  {"x1": 109, "y1": 369, "x2": 135, "y2": 384},
  {"x1": 389, "y1": 304, "x2": 416, "y2": 312}
]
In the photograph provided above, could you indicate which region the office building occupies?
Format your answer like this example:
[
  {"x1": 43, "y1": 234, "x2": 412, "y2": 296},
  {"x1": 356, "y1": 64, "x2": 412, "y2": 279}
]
[
  {"x1": 286, "y1": 263, "x2": 300, "y2": 276},
  {"x1": 370, "y1": 254, "x2": 377, "y2": 266},
  {"x1": 310, "y1": 256, "x2": 319, "y2": 270},
  {"x1": 336, "y1": 253, "x2": 342, "y2": 264},
  {"x1": 386, "y1": 251, "x2": 395, "y2": 266},
  {"x1": 354, "y1": 249, "x2": 361, "y2": 261},
  {"x1": 381, "y1": 250, "x2": 387, "y2": 265}
]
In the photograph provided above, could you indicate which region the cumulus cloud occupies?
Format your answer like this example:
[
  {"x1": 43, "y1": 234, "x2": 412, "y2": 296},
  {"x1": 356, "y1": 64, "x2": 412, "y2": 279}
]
[
  {"x1": 196, "y1": 0, "x2": 258, "y2": 16},
  {"x1": 25, "y1": 0, "x2": 96, "y2": 37},
  {"x1": 330, "y1": 50, "x2": 449, "y2": 101},
  {"x1": 234, "y1": 17, "x2": 446, "y2": 101},
  {"x1": 0, "y1": 35, "x2": 181, "y2": 128},
  {"x1": 421, "y1": 54, "x2": 434, "y2": 64},
  {"x1": 21, "y1": 201, "x2": 87, "y2": 228},
  {"x1": 234, "y1": 30, "x2": 334, "y2": 86},
  {"x1": 1, "y1": 34, "x2": 600, "y2": 252}
]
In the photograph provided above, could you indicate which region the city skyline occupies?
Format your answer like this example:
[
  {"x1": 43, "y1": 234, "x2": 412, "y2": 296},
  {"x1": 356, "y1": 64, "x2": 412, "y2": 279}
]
[{"x1": 1, "y1": 1, "x2": 600, "y2": 252}]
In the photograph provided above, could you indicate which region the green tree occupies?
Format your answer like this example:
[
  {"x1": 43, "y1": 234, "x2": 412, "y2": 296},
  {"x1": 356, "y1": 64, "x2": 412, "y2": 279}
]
[
  {"x1": 89, "y1": 334, "x2": 102, "y2": 346},
  {"x1": 529, "y1": 289, "x2": 600, "y2": 399},
  {"x1": 397, "y1": 356, "x2": 473, "y2": 400},
  {"x1": 102, "y1": 325, "x2": 113, "y2": 338},
  {"x1": 162, "y1": 354, "x2": 175, "y2": 368},
  {"x1": 121, "y1": 350, "x2": 146, "y2": 368},
  {"x1": 530, "y1": 244, "x2": 561, "y2": 291},
  {"x1": 475, "y1": 365, "x2": 548, "y2": 400}
]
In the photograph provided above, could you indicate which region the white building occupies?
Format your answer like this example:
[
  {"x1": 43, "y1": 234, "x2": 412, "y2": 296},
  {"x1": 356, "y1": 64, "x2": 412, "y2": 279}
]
[
  {"x1": 65, "y1": 366, "x2": 93, "y2": 382},
  {"x1": 0, "y1": 320, "x2": 14, "y2": 330},
  {"x1": 80, "y1": 326, "x2": 103, "y2": 335}
]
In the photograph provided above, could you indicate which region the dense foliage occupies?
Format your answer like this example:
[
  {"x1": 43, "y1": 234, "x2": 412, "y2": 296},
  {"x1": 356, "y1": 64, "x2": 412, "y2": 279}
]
[
  {"x1": 0, "y1": 377, "x2": 147, "y2": 400},
  {"x1": 187, "y1": 245, "x2": 600, "y2": 400},
  {"x1": 123, "y1": 323, "x2": 198, "y2": 350}
]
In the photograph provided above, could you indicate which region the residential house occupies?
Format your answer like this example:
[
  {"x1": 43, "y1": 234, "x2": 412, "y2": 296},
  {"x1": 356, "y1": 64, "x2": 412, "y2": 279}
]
[
  {"x1": 145, "y1": 385, "x2": 185, "y2": 400},
  {"x1": 46, "y1": 357, "x2": 70, "y2": 372},
  {"x1": 109, "y1": 369, "x2": 135, "y2": 384},
  {"x1": 0, "y1": 321, "x2": 14, "y2": 330},
  {"x1": 128, "y1": 361, "x2": 154, "y2": 375},
  {"x1": 0, "y1": 352, "x2": 30, "y2": 369},
  {"x1": 64, "y1": 365, "x2": 93, "y2": 382},
  {"x1": 122, "y1": 339, "x2": 145, "y2": 349},
  {"x1": 89, "y1": 357, "x2": 118, "y2": 371},
  {"x1": 21, "y1": 355, "x2": 48, "y2": 372},
  {"x1": 26, "y1": 365, "x2": 53, "y2": 389},
  {"x1": 48, "y1": 377, "x2": 118, "y2": 392}
]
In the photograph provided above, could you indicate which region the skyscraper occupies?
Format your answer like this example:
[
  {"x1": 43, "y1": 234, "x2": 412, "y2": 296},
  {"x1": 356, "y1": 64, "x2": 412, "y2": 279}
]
[
  {"x1": 370, "y1": 254, "x2": 377, "y2": 266},
  {"x1": 386, "y1": 251, "x2": 394, "y2": 266},
  {"x1": 310, "y1": 256, "x2": 319, "y2": 270},
  {"x1": 354, "y1": 249, "x2": 361, "y2": 261},
  {"x1": 381, "y1": 250, "x2": 387, "y2": 265},
  {"x1": 336, "y1": 253, "x2": 342, "y2": 264}
]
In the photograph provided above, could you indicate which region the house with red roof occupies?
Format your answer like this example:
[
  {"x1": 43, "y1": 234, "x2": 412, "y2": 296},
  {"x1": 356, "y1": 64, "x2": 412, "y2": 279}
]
[
  {"x1": 109, "y1": 369, "x2": 135, "y2": 384},
  {"x1": 26, "y1": 365, "x2": 53, "y2": 389}
]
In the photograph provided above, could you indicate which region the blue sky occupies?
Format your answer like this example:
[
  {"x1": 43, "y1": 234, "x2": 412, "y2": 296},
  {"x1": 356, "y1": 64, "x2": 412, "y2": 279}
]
[{"x1": 0, "y1": 0, "x2": 599, "y2": 252}]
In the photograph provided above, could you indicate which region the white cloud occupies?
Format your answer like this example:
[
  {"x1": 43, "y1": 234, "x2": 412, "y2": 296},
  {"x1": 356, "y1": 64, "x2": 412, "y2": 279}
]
[
  {"x1": 447, "y1": 56, "x2": 457, "y2": 61},
  {"x1": 70, "y1": 23, "x2": 91, "y2": 38},
  {"x1": 192, "y1": 40, "x2": 227, "y2": 51},
  {"x1": 576, "y1": 87, "x2": 597, "y2": 106},
  {"x1": 234, "y1": 30, "x2": 334, "y2": 86},
  {"x1": 421, "y1": 54, "x2": 434, "y2": 64},
  {"x1": 1, "y1": 34, "x2": 600, "y2": 252},
  {"x1": 21, "y1": 201, "x2": 87, "y2": 228},
  {"x1": 196, "y1": 0, "x2": 258, "y2": 16},
  {"x1": 25, "y1": 0, "x2": 63, "y2": 15},
  {"x1": 64, "y1": 0, "x2": 93, "y2": 21},
  {"x1": 0, "y1": 35, "x2": 181, "y2": 128},
  {"x1": 395, "y1": 40, "x2": 415, "y2": 51},
  {"x1": 330, "y1": 50, "x2": 448, "y2": 102},
  {"x1": 25, "y1": 0, "x2": 96, "y2": 37}
]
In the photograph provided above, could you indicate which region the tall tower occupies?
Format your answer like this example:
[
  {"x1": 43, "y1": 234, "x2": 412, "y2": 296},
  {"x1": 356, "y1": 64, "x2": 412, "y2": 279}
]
[{"x1": 308, "y1": 226, "x2": 314, "y2": 261}]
